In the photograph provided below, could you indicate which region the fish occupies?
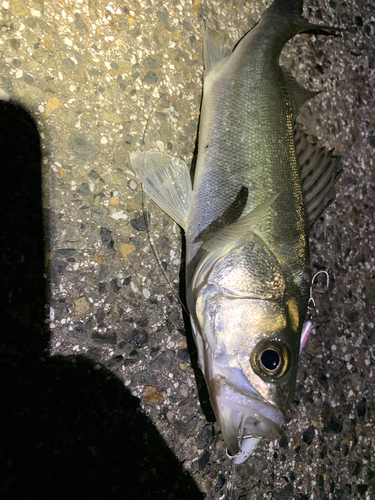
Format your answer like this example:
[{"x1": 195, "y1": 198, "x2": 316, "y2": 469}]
[{"x1": 130, "y1": 0, "x2": 342, "y2": 464}]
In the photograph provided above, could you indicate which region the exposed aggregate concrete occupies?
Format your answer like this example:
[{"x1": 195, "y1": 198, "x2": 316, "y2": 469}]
[{"x1": 1, "y1": 0, "x2": 375, "y2": 498}]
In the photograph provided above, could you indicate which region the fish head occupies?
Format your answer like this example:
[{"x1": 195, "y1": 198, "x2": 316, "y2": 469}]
[{"x1": 189, "y1": 237, "x2": 307, "y2": 462}]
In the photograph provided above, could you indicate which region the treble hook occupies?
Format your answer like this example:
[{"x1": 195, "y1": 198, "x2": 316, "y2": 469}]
[{"x1": 308, "y1": 270, "x2": 330, "y2": 310}]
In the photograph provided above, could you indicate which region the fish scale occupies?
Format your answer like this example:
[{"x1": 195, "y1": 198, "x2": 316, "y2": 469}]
[{"x1": 130, "y1": 0, "x2": 342, "y2": 464}]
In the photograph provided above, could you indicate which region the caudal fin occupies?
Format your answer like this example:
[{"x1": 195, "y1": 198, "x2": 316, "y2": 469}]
[{"x1": 265, "y1": 0, "x2": 342, "y2": 37}]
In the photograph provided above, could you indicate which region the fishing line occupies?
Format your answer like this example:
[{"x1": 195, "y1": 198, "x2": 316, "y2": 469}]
[
  {"x1": 227, "y1": 461, "x2": 236, "y2": 500},
  {"x1": 138, "y1": 95, "x2": 189, "y2": 315}
]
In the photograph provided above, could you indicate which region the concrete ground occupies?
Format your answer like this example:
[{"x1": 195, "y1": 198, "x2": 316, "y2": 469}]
[{"x1": 1, "y1": 0, "x2": 374, "y2": 498}]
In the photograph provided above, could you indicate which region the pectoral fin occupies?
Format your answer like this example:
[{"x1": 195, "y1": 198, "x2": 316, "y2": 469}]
[
  {"x1": 130, "y1": 151, "x2": 192, "y2": 229},
  {"x1": 202, "y1": 193, "x2": 279, "y2": 253}
]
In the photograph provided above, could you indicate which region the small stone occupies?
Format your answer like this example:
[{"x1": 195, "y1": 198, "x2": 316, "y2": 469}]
[
  {"x1": 77, "y1": 183, "x2": 91, "y2": 196},
  {"x1": 88, "y1": 170, "x2": 100, "y2": 180},
  {"x1": 69, "y1": 132, "x2": 100, "y2": 162},
  {"x1": 197, "y1": 425, "x2": 214, "y2": 448},
  {"x1": 214, "y1": 474, "x2": 226, "y2": 493},
  {"x1": 156, "y1": 10, "x2": 170, "y2": 29},
  {"x1": 104, "y1": 355, "x2": 124, "y2": 369},
  {"x1": 151, "y1": 349, "x2": 176, "y2": 371},
  {"x1": 137, "y1": 317, "x2": 148, "y2": 328},
  {"x1": 328, "y1": 416, "x2": 343, "y2": 433},
  {"x1": 100, "y1": 227, "x2": 114, "y2": 249},
  {"x1": 302, "y1": 425, "x2": 315, "y2": 445},
  {"x1": 357, "y1": 399, "x2": 366, "y2": 421},
  {"x1": 71, "y1": 70, "x2": 86, "y2": 84},
  {"x1": 131, "y1": 370, "x2": 157, "y2": 386},
  {"x1": 198, "y1": 450, "x2": 210, "y2": 470},
  {"x1": 109, "y1": 196, "x2": 119, "y2": 205},
  {"x1": 55, "y1": 248, "x2": 76, "y2": 258},
  {"x1": 155, "y1": 111, "x2": 166, "y2": 121},
  {"x1": 102, "y1": 110, "x2": 123, "y2": 124},
  {"x1": 61, "y1": 58, "x2": 75, "y2": 70},
  {"x1": 23, "y1": 74, "x2": 34, "y2": 84},
  {"x1": 143, "y1": 70, "x2": 158, "y2": 84},
  {"x1": 123, "y1": 358, "x2": 138, "y2": 366},
  {"x1": 357, "y1": 485, "x2": 368, "y2": 494},
  {"x1": 143, "y1": 56, "x2": 158, "y2": 69},
  {"x1": 110, "y1": 278, "x2": 120, "y2": 293},
  {"x1": 122, "y1": 328, "x2": 149, "y2": 348},
  {"x1": 95, "y1": 308, "x2": 106, "y2": 327},
  {"x1": 89, "y1": 68, "x2": 100, "y2": 76},
  {"x1": 130, "y1": 212, "x2": 150, "y2": 231},
  {"x1": 45, "y1": 97, "x2": 62, "y2": 118},
  {"x1": 74, "y1": 296, "x2": 90, "y2": 316},
  {"x1": 123, "y1": 134, "x2": 133, "y2": 147},
  {"x1": 142, "y1": 385, "x2": 164, "y2": 403},
  {"x1": 150, "y1": 347, "x2": 160, "y2": 358},
  {"x1": 183, "y1": 20, "x2": 193, "y2": 31},
  {"x1": 193, "y1": 0, "x2": 201, "y2": 16},
  {"x1": 279, "y1": 434, "x2": 288, "y2": 449},
  {"x1": 51, "y1": 260, "x2": 68, "y2": 277},
  {"x1": 91, "y1": 331, "x2": 117, "y2": 345},
  {"x1": 74, "y1": 13, "x2": 88, "y2": 31},
  {"x1": 118, "y1": 242, "x2": 135, "y2": 264},
  {"x1": 74, "y1": 321, "x2": 86, "y2": 336},
  {"x1": 177, "y1": 348, "x2": 190, "y2": 363},
  {"x1": 201, "y1": 479, "x2": 212, "y2": 493}
]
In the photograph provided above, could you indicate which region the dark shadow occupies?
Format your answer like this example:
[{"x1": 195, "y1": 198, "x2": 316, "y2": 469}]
[{"x1": 0, "y1": 100, "x2": 204, "y2": 500}]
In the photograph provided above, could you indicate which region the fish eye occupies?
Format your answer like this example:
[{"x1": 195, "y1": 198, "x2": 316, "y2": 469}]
[
  {"x1": 261, "y1": 348, "x2": 280, "y2": 371},
  {"x1": 251, "y1": 340, "x2": 290, "y2": 379}
]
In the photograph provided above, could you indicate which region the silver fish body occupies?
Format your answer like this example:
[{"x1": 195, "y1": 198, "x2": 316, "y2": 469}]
[{"x1": 130, "y1": 0, "x2": 341, "y2": 464}]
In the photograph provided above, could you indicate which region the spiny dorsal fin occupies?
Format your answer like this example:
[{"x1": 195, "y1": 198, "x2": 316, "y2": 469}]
[
  {"x1": 203, "y1": 28, "x2": 232, "y2": 73},
  {"x1": 294, "y1": 126, "x2": 342, "y2": 226},
  {"x1": 281, "y1": 66, "x2": 320, "y2": 117}
]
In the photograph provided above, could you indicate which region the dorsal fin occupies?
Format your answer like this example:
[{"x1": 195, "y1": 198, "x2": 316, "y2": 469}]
[
  {"x1": 281, "y1": 67, "x2": 320, "y2": 117},
  {"x1": 203, "y1": 28, "x2": 232, "y2": 73},
  {"x1": 294, "y1": 127, "x2": 342, "y2": 226}
]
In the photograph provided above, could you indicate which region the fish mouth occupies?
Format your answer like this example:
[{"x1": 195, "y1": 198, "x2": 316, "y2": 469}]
[{"x1": 211, "y1": 370, "x2": 284, "y2": 463}]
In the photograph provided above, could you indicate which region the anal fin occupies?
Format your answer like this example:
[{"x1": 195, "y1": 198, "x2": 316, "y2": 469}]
[{"x1": 294, "y1": 127, "x2": 342, "y2": 226}]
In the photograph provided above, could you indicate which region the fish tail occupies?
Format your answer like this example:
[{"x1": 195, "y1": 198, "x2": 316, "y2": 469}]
[
  {"x1": 264, "y1": 0, "x2": 341, "y2": 37},
  {"x1": 267, "y1": 0, "x2": 304, "y2": 16}
]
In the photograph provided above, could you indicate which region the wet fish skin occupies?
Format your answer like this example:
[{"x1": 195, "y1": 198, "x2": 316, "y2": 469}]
[{"x1": 130, "y1": 0, "x2": 341, "y2": 464}]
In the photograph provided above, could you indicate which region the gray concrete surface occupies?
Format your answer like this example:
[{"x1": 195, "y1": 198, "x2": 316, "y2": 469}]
[{"x1": 1, "y1": 0, "x2": 374, "y2": 498}]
